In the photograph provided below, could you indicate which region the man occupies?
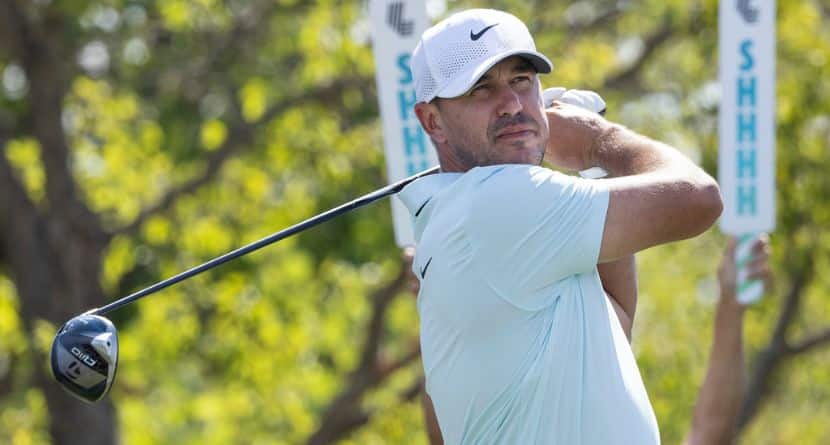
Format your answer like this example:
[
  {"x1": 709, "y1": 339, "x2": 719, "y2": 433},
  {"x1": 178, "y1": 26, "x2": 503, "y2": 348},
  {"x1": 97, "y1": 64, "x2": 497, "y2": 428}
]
[{"x1": 398, "y1": 8, "x2": 722, "y2": 445}]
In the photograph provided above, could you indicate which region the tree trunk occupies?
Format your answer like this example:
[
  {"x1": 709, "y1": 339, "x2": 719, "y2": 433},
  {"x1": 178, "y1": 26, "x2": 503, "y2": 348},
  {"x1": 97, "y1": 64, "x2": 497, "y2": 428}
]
[{"x1": 1, "y1": 166, "x2": 117, "y2": 444}]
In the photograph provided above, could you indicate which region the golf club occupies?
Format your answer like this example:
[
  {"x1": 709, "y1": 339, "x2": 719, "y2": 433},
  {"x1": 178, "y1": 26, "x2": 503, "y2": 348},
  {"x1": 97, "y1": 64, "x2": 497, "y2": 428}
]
[{"x1": 51, "y1": 165, "x2": 440, "y2": 403}]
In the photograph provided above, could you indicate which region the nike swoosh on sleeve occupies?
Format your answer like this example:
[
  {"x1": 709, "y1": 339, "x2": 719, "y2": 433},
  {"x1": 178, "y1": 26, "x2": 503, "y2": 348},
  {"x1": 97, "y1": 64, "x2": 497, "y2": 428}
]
[
  {"x1": 420, "y1": 257, "x2": 433, "y2": 279},
  {"x1": 415, "y1": 198, "x2": 432, "y2": 217}
]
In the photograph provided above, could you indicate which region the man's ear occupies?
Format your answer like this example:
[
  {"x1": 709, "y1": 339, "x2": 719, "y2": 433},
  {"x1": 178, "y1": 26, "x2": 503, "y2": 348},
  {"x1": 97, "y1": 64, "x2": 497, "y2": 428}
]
[{"x1": 414, "y1": 102, "x2": 448, "y2": 144}]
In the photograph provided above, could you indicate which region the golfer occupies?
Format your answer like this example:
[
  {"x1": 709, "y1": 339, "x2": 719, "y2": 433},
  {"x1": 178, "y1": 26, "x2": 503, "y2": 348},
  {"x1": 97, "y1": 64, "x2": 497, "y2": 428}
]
[{"x1": 399, "y1": 8, "x2": 723, "y2": 445}]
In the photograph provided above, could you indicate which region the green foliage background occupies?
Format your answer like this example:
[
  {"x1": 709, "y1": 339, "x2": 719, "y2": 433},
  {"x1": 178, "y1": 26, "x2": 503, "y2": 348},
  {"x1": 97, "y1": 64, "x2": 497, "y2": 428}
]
[{"x1": 1, "y1": 0, "x2": 829, "y2": 444}]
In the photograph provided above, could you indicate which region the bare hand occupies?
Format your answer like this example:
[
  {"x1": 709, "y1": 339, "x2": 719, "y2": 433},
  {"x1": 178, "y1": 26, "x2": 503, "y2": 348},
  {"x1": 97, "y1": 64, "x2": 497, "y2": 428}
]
[{"x1": 543, "y1": 101, "x2": 611, "y2": 172}]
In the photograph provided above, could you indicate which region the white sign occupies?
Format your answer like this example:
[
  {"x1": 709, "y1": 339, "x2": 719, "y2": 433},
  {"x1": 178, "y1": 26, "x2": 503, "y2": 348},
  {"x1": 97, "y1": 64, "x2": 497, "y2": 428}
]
[
  {"x1": 719, "y1": 0, "x2": 776, "y2": 304},
  {"x1": 718, "y1": 0, "x2": 776, "y2": 234},
  {"x1": 369, "y1": 0, "x2": 439, "y2": 247}
]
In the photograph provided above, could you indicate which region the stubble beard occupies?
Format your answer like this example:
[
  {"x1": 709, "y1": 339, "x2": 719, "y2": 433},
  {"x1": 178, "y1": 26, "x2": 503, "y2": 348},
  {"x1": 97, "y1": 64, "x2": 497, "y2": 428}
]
[
  {"x1": 448, "y1": 137, "x2": 544, "y2": 168},
  {"x1": 489, "y1": 113, "x2": 545, "y2": 165},
  {"x1": 445, "y1": 112, "x2": 547, "y2": 169}
]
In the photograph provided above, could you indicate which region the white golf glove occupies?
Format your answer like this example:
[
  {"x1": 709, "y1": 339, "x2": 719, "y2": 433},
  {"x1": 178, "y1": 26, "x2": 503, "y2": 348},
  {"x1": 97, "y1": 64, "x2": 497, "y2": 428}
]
[
  {"x1": 543, "y1": 87, "x2": 609, "y2": 178},
  {"x1": 543, "y1": 87, "x2": 607, "y2": 116}
]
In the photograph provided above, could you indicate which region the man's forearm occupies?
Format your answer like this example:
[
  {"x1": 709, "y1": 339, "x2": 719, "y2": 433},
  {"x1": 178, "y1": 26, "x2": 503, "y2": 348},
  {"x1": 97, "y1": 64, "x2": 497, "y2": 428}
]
[
  {"x1": 591, "y1": 125, "x2": 709, "y2": 181},
  {"x1": 593, "y1": 126, "x2": 722, "y2": 262},
  {"x1": 686, "y1": 299, "x2": 746, "y2": 445},
  {"x1": 597, "y1": 255, "x2": 637, "y2": 340}
]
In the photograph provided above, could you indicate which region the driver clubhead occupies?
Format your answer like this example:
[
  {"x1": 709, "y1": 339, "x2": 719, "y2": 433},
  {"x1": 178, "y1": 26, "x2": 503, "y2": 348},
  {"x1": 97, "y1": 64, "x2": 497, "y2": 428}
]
[{"x1": 50, "y1": 314, "x2": 118, "y2": 403}]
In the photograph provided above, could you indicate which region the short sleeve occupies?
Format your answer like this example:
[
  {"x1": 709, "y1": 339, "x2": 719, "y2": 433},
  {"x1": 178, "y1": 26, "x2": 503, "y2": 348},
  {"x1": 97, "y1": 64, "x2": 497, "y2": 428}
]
[{"x1": 466, "y1": 165, "x2": 609, "y2": 309}]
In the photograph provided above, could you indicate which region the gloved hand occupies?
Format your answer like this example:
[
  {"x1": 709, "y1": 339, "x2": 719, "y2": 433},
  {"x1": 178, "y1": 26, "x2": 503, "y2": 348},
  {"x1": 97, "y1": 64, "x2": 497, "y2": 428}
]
[
  {"x1": 543, "y1": 87, "x2": 607, "y2": 116},
  {"x1": 543, "y1": 87, "x2": 609, "y2": 178}
]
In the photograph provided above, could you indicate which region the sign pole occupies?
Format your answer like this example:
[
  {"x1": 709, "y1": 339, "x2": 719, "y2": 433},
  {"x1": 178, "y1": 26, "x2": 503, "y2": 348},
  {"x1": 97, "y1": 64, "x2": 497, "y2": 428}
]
[
  {"x1": 369, "y1": 0, "x2": 439, "y2": 247},
  {"x1": 718, "y1": 0, "x2": 776, "y2": 304}
]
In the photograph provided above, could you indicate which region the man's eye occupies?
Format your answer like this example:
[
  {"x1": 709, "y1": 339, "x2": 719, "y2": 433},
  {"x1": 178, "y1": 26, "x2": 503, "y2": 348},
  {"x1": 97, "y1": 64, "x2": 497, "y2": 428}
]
[
  {"x1": 469, "y1": 84, "x2": 488, "y2": 96},
  {"x1": 512, "y1": 76, "x2": 531, "y2": 85}
]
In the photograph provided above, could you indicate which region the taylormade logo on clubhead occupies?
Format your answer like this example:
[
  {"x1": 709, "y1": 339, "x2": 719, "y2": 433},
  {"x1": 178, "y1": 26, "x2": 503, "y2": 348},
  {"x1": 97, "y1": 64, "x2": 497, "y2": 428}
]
[{"x1": 50, "y1": 314, "x2": 119, "y2": 403}]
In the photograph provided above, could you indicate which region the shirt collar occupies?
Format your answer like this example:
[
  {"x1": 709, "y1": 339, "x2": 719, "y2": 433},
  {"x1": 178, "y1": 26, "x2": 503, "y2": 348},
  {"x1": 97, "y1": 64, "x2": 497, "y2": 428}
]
[{"x1": 398, "y1": 172, "x2": 463, "y2": 215}]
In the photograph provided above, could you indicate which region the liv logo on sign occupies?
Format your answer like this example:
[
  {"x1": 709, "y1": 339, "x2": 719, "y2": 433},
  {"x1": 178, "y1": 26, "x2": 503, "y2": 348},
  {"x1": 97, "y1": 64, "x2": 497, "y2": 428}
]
[
  {"x1": 736, "y1": 39, "x2": 758, "y2": 216},
  {"x1": 737, "y1": 0, "x2": 760, "y2": 24},
  {"x1": 387, "y1": 2, "x2": 414, "y2": 37}
]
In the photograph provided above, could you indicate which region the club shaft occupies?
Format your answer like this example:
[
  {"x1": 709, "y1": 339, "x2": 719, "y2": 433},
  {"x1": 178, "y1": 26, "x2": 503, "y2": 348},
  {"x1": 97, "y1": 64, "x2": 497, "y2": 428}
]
[{"x1": 90, "y1": 166, "x2": 440, "y2": 316}]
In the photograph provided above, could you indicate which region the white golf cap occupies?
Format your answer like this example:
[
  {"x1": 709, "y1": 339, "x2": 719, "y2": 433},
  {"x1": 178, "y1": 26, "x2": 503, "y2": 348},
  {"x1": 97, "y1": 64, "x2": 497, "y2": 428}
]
[{"x1": 411, "y1": 9, "x2": 553, "y2": 103}]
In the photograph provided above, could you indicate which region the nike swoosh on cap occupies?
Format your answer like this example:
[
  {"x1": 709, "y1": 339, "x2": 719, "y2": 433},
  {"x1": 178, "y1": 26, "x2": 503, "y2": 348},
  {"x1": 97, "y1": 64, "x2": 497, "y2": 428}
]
[{"x1": 470, "y1": 23, "x2": 498, "y2": 41}]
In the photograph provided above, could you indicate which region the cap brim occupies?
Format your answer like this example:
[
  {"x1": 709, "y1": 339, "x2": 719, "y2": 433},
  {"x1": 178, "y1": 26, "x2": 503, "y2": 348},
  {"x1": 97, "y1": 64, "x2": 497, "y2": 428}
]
[{"x1": 434, "y1": 50, "x2": 553, "y2": 100}]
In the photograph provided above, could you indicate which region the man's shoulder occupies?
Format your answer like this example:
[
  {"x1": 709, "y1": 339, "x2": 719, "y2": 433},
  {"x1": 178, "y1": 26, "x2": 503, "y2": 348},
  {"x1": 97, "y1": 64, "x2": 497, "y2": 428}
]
[
  {"x1": 464, "y1": 164, "x2": 576, "y2": 195},
  {"x1": 462, "y1": 163, "x2": 608, "y2": 232},
  {"x1": 469, "y1": 163, "x2": 556, "y2": 178}
]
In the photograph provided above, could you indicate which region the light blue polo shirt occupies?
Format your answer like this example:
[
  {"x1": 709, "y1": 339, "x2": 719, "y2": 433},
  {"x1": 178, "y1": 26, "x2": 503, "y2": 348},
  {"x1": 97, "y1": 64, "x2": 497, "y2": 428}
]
[{"x1": 398, "y1": 164, "x2": 659, "y2": 445}]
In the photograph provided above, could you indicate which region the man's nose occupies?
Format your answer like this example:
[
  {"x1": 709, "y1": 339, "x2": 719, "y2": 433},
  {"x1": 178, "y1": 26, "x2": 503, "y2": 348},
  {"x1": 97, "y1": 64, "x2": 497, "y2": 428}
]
[{"x1": 495, "y1": 86, "x2": 523, "y2": 117}]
